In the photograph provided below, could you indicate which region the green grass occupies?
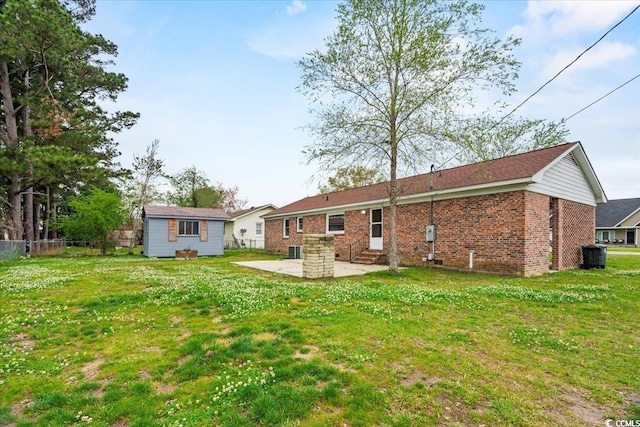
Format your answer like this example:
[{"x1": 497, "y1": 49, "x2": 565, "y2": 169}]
[{"x1": 1, "y1": 250, "x2": 639, "y2": 426}]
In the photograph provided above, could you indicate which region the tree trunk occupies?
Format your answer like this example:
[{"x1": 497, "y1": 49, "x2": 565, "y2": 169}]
[
  {"x1": 0, "y1": 61, "x2": 23, "y2": 240},
  {"x1": 23, "y1": 70, "x2": 35, "y2": 243},
  {"x1": 24, "y1": 189, "x2": 34, "y2": 242},
  {"x1": 43, "y1": 186, "x2": 50, "y2": 239},
  {"x1": 51, "y1": 191, "x2": 58, "y2": 239},
  {"x1": 34, "y1": 197, "x2": 41, "y2": 240},
  {"x1": 388, "y1": 141, "x2": 399, "y2": 273}
]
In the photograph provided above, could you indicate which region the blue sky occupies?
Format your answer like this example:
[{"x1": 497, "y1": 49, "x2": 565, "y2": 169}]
[{"x1": 85, "y1": 0, "x2": 639, "y2": 208}]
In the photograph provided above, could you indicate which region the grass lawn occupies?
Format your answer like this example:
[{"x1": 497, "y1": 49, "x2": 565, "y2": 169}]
[
  {"x1": 1, "y1": 250, "x2": 639, "y2": 426},
  {"x1": 606, "y1": 247, "x2": 640, "y2": 253}
]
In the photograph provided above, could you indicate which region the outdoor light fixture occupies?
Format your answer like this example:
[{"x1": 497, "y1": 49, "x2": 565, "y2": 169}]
[{"x1": 361, "y1": 210, "x2": 367, "y2": 214}]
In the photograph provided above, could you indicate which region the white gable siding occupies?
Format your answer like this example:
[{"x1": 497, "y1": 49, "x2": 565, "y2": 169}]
[{"x1": 528, "y1": 154, "x2": 597, "y2": 206}]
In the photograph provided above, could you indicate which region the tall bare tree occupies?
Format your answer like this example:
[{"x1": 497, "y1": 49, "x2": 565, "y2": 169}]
[
  {"x1": 298, "y1": 0, "x2": 552, "y2": 272},
  {"x1": 318, "y1": 166, "x2": 385, "y2": 194},
  {"x1": 166, "y1": 166, "x2": 246, "y2": 212},
  {"x1": 124, "y1": 139, "x2": 164, "y2": 253}
]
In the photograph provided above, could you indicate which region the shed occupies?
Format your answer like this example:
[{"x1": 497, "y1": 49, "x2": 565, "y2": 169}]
[{"x1": 142, "y1": 205, "x2": 230, "y2": 258}]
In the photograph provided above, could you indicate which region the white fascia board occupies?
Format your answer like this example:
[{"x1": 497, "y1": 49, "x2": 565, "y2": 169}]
[
  {"x1": 569, "y1": 145, "x2": 608, "y2": 204},
  {"x1": 398, "y1": 179, "x2": 532, "y2": 205},
  {"x1": 530, "y1": 145, "x2": 578, "y2": 183},
  {"x1": 263, "y1": 199, "x2": 392, "y2": 220},
  {"x1": 530, "y1": 144, "x2": 607, "y2": 205}
]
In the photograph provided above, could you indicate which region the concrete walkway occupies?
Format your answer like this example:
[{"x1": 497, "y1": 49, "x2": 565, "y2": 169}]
[
  {"x1": 607, "y1": 251, "x2": 640, "y2": 256},
  {"x1": 232, "y1": 259, "x2": 389, "y2": 278}
]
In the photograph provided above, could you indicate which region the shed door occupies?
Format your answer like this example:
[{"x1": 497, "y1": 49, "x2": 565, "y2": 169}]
[{"x1": 370, "y1": 208, "x2": 383, "y2": 250}]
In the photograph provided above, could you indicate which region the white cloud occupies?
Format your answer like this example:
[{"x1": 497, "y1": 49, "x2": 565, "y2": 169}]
[
  {"x1": 286, "y1": 0, "x2": 307, "y2": 16},
  {"x1": 516, "y1": 0, "x2": 637, "y2": 38},
  {"x1": 246, "y1": 25, "x2": 313, "y2": 58},
  {"x1": 541, "y1": 41, "x2": 637, "y2": 77},
  {"x1": 246, "y1": 15, "x2": 334, "y2": 59}
]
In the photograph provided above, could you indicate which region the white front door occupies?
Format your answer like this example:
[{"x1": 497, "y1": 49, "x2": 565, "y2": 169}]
[{"x1": 370, "y1": 208, "x2": 383, "y2": 250}]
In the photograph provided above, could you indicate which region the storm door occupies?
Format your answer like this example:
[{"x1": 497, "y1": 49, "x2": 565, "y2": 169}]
[{"x1": 370, "y1": 208, "x2": 383, "y2": 250}]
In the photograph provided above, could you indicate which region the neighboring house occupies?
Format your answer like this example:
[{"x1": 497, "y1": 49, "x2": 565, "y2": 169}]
[
  {"x1": 263, "y1": 142, "x2": 606, "y2": 277},
  {"x1": 224, "y1": 204, "x2": 277, "y2": 249},
  {"x1": 142, "y1": 205, "x2": 230, "y2": 257},
  {"x1": 595, "y1": 198, "x2": 640, "y2": 245}
]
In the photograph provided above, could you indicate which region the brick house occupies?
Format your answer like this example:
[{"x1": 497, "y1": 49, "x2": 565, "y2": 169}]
[{"x1": 262, "y1": 142, "x2": 606, "y2": 276}]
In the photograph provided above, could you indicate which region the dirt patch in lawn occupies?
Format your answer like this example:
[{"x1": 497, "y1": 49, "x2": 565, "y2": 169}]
[
  {"x1": 253, "y1": 332, "x2": 278, "y2": 342},
  {"x1": 170, "y1": 316, "x2": 185, "y2": 325},
  {"x1": 400, "y1": 369, "x2": 442, "y2": 388},
  {"x1": 548, "y1": 387, "x2": 609, "y2": 426},
  {"x1": 176, "y1": 329, "x2": 192, "y2": 341},
  {"x1": 10, "y1": 334, "x2": 35, "y2": 351},
  {"x1": 294, "y1": 345, "x2": 320, "y2": 360},
  {"x1": 81, "y1": 358, "x2": 105, "y2": 381},
  {"x1": 11, "y1": 398, "x2": 34, "y2": 420},
  {"x1": 154, "y1": 381, "x2": 178, "y2": 395},
  {"x1": 93, "y1": 377, "x2": 112, "y2": 399}
]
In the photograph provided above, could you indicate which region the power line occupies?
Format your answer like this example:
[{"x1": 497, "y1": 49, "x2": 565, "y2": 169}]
[
  {"x1": 436, "y1": 3, "x2": 640, "y2": 170},
  {"x1": 492, "y1": 3, "x2": 640, "y2": 130},
  {"x1": 564, "y1": 72, "x2": 640, "y2": 121}
]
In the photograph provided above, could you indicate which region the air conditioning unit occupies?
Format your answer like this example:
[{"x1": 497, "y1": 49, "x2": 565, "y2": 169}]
[{"x1": 288, "y1": 245, "x2": 303, "y2": 259}]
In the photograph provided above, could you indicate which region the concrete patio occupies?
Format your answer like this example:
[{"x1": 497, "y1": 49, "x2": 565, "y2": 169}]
[{"x1": 232, "y1": 259, "x2": 389, "y2": 278}]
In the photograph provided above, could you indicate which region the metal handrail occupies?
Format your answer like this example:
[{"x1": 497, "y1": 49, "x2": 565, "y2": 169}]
[{"x1": 349, "y1": 234, "x2": 369, "y2": 263}]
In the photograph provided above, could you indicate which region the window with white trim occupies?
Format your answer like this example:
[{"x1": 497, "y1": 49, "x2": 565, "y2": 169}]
[
  {"x1": 283, "y1": 219, "x2": 290, "y2": 237},
  {"x1": 326, "y1": 213, "x2": 345, "y2": 234},
  {"x1": 255, "y1": 222, "x2": 263, "y2": 236},
  {"x1": 297, "y1": 217, "x2": 303, "y2": 232},
  {"x1": 178, "y1": 220, "x2": 199, "y2": 236}
]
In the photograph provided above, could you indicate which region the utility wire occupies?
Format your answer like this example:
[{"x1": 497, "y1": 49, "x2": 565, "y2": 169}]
[
  {"x1": 564, "y1": 72, "x2": 640, "y2": 121},
  {"x1": 491, "y1": 3, "x2": 640, "y2": 130},
  {"x1": 436, "y1": 3, "x2": 640, "y2": 171}
]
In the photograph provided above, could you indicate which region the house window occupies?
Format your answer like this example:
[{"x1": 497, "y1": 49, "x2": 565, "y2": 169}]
[
  {"x1": 256, "y1": 222, "x2": 263, "y2": 236},
  {"x1": 297, "y1": 217, "x2": 303, "y2": 232},
  {"x1": 283, "y1": 219, "x2": 290, "y2": 237},
  {"x1": 327, "y1": 213, "x2": 345, "y2": 234},
  {"x1": 178, "y1": 220, "x2": 199, "y2": 236}
]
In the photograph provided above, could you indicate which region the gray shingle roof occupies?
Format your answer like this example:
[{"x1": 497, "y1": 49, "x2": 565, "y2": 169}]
[
  {"x1": 596, "y1": 198, "x2": 640, "y2": 227},
  {"x1": 143, "y1": 205, "x2": 230, "y2": 220}
]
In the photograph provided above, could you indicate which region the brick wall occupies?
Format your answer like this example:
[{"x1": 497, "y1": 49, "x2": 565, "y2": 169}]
[
  {"x1": 523, "y1": 192, "x2": 552, "y2": 276},
  {"x1": 265, "y1": 190, "x2": 592, "y2": 276},
  {"x1": 427, "y1": 192, "x2": 529, "y2": 275},
  {"x1": 264, "y1": 210, "x2": 370, "y2": 260},
  {"x1": 551, "y1": 198, "x2": 595, "y2": 270}
]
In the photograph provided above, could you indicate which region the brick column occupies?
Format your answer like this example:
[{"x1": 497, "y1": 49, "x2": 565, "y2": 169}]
[{"x1": 303, "y1": 234, "x2": 335, "y2": 279}]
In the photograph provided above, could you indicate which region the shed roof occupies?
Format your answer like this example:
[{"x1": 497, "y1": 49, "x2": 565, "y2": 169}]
[
  {"x1": 596, "y1": 198, "x2": 640, "y2": 227},
  {"x1": 264, "y1": 142, "x2": 603, "y2": 218},
  {"x1": 143, "y1": 205, "x2": 230, "y2": 220}
]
